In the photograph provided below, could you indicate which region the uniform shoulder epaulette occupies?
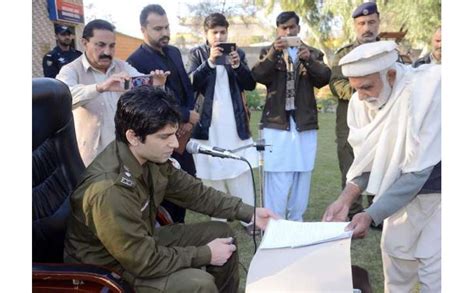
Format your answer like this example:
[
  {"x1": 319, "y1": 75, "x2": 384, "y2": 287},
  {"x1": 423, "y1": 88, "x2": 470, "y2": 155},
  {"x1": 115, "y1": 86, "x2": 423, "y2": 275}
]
[
  {"x1": 335, "y1": 43, "x2": 354, "y2": 54},
  {"x1": 116, "y1": 164, "x2": 136, "y2": 188}
]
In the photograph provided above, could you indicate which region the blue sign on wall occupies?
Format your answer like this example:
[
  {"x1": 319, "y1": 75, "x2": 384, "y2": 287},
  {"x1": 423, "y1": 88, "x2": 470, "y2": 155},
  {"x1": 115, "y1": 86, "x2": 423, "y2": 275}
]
[{"x1": 47, "y1": 0, "x2": 84, "y2": 24}]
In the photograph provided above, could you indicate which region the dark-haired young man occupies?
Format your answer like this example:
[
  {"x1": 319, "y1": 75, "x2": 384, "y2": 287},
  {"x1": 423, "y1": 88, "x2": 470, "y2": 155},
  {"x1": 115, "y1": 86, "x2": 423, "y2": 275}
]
[
  {"x1": 187, "y1": 13, "x2": 258, "y2": 233},
  {"x1": 56, "y1": 19, "x2": 168, "y2": 167},
  {"x1": 64, "y1": 86, "x2": 276, "y2": 293},
  {"x1": 252, "y1": 11, "x2": 331, "y2": 221},
  {"x1": 42, "y1": 24, "x2": 82, "y2": 78},
  {"x1": 127, "y1": 4, "x2": 200, "y2": 223}
]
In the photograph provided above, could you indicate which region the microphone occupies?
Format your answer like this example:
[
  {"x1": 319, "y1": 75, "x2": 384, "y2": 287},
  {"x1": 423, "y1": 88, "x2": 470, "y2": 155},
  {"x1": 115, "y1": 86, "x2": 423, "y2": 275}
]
[{"x1": 186, "y1": 141, "x2": 243, "y2": 160}]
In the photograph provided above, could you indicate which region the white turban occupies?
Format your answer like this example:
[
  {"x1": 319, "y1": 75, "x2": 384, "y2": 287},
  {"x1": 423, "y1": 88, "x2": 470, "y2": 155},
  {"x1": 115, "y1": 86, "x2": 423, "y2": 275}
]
[{"x1": 339, "y1": 41, "x2": 398, "y2": 77}]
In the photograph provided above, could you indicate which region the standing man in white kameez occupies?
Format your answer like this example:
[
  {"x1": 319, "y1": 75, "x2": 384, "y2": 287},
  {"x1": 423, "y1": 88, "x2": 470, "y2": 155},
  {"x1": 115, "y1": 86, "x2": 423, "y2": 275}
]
[
  {"x1": 187, "y1": 13, "x2": 258, "y2": 233},
  {"x1": 57, "y1": 19, "x2": 169, "y2": 166},
  {"x1": 252, "y1": 11, "x2": 331, "y2": 221},
  {"x1": 323, "y1": 41, "x2": 441, "y2": 292}
]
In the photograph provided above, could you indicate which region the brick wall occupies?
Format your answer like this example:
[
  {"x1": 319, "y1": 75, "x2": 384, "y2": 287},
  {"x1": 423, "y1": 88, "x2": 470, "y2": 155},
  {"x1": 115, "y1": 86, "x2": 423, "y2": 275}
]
[
  {"x1": 32, "y1": 0, "x2": 84, "y2": 77},
  {"x1": 115, "y1": 32, "x2": 143, "y2": 61}
]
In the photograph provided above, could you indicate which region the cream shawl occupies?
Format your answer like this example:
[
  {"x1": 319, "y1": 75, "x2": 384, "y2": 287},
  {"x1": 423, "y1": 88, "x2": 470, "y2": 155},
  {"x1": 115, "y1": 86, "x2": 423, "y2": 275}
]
[{"x1": 346, "y1": 63, "x2": 441, "y2": 200}]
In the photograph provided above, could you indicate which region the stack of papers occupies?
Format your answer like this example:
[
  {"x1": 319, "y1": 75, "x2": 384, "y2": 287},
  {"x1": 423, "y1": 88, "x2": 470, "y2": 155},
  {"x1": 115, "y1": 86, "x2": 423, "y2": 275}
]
[{"x1": 259, "y1": 219, "x2": 353, "y2": 249}]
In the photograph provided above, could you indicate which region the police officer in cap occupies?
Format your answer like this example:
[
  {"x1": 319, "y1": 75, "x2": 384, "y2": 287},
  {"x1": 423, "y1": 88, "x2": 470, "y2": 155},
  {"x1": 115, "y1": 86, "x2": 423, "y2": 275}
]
[
  {"x1": 329, "y1": 2, "x2": 381, "y2": 222},
  {"x1": 42, "y1": 24, "x2": 82, "y2": 78}
]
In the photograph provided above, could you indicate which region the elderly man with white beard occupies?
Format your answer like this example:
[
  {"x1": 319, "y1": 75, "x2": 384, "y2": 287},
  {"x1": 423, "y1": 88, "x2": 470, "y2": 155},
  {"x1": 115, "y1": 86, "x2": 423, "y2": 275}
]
[{"x1": 323, "y1": 41, "x2": 441, "y2": 293}]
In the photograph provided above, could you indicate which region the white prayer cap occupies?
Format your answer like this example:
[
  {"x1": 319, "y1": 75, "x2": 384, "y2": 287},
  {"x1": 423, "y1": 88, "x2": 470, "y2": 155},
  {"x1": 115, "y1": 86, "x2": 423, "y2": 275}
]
[{"x1": 339, "y1": 41, "x2": 398, "y2": 77}]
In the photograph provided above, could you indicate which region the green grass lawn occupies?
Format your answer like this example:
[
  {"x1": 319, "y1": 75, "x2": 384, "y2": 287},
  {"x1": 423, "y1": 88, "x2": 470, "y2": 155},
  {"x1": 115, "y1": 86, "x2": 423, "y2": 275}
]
[{"x1": 186, "y1": 111, "x2": 384, "y2": 292}]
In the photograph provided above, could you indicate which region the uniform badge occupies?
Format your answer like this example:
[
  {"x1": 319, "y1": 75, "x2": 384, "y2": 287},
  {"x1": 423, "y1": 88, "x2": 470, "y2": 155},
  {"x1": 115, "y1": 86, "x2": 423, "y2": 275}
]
[
  {"x1": 169, "y1": 158, "x2": 181, "y2": 170},
  {"x1": 120, "y1": 177, "x2": 134, "y2": 187},
  {"x1": 363, "y1": 9, "x2": 369, "y2": 15},
  {"x1": 46, "y1": 60, "x2": 53, "y2": 66},
  {"x1": 119, "y1": 165, "x2": 135, "y2": 187},
  {"x1": 58, "y1": 57, "x2": 66, "y2": 64}
]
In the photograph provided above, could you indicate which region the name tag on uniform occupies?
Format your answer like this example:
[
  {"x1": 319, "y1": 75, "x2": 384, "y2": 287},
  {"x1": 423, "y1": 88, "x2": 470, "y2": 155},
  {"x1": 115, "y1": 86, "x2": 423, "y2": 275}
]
[{"x1": 120, "y1": 177, "x2": 134, "y2": 187}]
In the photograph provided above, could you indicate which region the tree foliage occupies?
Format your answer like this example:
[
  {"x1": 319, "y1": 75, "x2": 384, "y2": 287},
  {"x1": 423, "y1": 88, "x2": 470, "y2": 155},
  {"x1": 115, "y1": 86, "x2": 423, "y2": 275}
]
[
  {"x1": 382, "y1": 0, "x2": 441, "y2": 47},
  {"x1": 84, "y1": 3, "x2": 115, "y2": 25},
  {"x1": 180, "y1": 0, "x2": 258, "y2": 29}
]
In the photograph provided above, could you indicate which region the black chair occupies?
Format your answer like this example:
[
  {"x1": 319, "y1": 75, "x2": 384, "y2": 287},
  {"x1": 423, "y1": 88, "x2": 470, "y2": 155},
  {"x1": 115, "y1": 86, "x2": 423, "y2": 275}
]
[{"x1": 32, "y1": 78, "x2": 133, "y2": 292}]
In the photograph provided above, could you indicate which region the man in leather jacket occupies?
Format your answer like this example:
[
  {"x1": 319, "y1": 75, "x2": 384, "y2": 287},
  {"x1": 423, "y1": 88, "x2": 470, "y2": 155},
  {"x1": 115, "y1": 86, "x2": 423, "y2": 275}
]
[{"x1": 251, "y1": 11, "x2": 331, "y2": 221}]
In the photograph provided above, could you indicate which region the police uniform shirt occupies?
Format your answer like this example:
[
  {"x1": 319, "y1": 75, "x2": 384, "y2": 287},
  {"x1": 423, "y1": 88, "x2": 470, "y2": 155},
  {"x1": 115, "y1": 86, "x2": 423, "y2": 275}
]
[
  {"x1": 64, "y1": 140, "x2": 253, "y2": 278},
  {"x1": 42, "y1": 46, "x2": 82, "y2": 78}
]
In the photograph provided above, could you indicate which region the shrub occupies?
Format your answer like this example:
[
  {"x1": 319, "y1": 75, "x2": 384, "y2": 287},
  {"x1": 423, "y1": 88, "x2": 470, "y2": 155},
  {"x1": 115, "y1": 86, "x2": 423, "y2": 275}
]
[
  {"x1": 317, "y1": 97, "x2": 337, "y2": 113},
  {"x1": 245, "y1": 89, "x2": 263, "y2": 110}
]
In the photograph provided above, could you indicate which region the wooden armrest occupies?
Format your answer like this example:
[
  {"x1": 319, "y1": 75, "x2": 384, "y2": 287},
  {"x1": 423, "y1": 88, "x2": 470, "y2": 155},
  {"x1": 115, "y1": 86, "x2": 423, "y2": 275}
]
[{"x1": 33, "y1": 263, "x2": 133, "y2": 293}]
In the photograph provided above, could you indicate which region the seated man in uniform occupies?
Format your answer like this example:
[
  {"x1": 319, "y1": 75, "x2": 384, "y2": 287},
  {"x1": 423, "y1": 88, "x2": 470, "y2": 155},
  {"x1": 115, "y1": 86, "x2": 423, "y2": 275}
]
[{"x1": 64, "y1": 85, "x2": 277, "y2": 293}]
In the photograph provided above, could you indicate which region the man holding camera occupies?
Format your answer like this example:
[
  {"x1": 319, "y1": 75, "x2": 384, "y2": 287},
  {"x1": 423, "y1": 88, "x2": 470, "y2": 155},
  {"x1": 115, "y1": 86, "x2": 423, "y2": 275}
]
[
  {"x1": 56, "y1": 19, "x2": 167, "y2": 167},
  {"x1": 251, "y1": 11, "x2": 331, "y2": 221},
  {"x1": 187, "y1": 13, "x2": 258, "y2": 234}
]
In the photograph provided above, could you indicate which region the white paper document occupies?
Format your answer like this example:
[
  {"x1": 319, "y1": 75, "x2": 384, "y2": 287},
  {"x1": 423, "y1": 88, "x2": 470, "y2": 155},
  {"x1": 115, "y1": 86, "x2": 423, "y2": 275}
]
[{"x1": 259, "y1": 219, "x2": 353, "y2": 249}]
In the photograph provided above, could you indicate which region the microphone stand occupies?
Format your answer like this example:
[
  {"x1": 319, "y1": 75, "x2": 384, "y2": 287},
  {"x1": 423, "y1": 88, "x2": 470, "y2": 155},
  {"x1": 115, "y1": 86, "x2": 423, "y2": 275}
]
[
  {"x1": 231, "y1": 123, "x2": 270, "y2": 241},
  {"x1": 199, "y1": 127, "x2": 270, "y2": 254},
  {"x1": 236, "y1": 157, "x2": 259, "y2": 254}
]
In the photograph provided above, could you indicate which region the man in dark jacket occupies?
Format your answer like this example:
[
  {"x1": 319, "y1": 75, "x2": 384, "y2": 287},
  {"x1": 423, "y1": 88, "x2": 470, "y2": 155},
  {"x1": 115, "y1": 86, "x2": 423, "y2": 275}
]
[
  {"x1": 127, "y1": 4, "x2": 200, "y2": 223},
  {"x1": 251, "y1": 11, "x2": 331, "y2": 221},
  {"x1": 42, "y1": 24, "x2": 82, "y2": 78},
  {"x1": 187, "y1": 13, "x2": 258, "y2": 234},
  {"x1": 413, "y1": 26, "x2": 441, "y2": 68}
]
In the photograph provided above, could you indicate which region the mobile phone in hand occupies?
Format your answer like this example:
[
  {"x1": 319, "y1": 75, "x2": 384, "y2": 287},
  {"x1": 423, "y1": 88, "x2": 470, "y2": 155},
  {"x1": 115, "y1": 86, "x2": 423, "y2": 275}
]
[
  {"x1": 217, "y1": 42, "x2": 236, "y2": 54},
  {"x1": 282, "y1": 36, "x2": 301, "y2": 47},
  {"x1": 216, "y1": 43, "x2": 236, "y2": 65},
  {"x1": 124, "y1": 75, "x2": 153, "y2": 90}
]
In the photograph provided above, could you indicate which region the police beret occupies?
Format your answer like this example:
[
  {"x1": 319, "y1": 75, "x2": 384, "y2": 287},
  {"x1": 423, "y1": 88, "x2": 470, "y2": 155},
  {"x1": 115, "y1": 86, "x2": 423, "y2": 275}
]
[
  {"x1": 352, "y1": 2, "x2": 379, "y2": 18},
  {"x1": 339, "y1": 41, "x2": 398, "y2": 77},
  {"x1": 55, "y1": 24, "x2": 72, "y2": 34}
]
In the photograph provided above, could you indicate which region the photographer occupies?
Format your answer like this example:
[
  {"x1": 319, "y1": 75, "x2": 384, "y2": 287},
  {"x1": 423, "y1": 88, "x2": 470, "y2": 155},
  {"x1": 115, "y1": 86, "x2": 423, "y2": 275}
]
[
  {"x1": 187, "y1": 13, "x2": 258, "y2": 235},
  {"x1": 56, "y1": 19, "x2": 168, "y2": 167},
  {"x1": 251, "y1": 11, "x2": 331, "y2": 221}
]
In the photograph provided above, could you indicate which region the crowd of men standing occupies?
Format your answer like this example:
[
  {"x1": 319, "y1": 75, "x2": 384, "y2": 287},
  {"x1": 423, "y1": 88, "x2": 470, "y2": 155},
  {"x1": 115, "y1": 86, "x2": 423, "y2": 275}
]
[{"x1": 40, "y1": 2, "x2": 441, "y2": 292}]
